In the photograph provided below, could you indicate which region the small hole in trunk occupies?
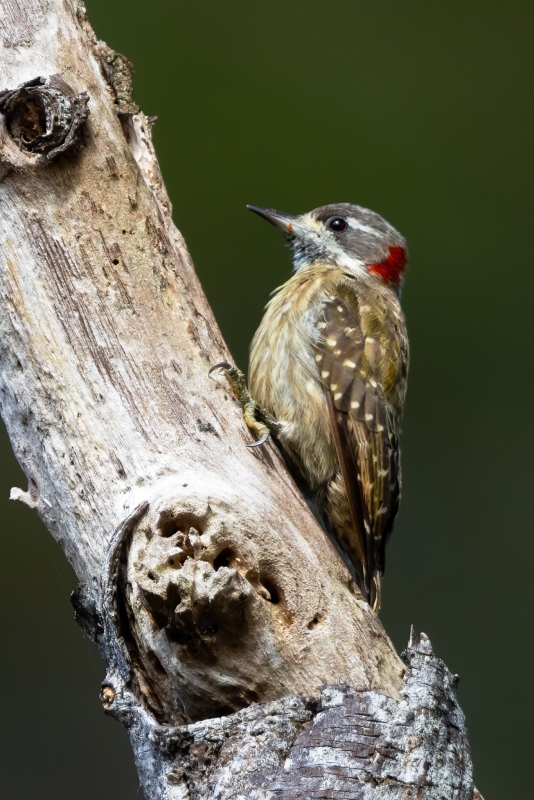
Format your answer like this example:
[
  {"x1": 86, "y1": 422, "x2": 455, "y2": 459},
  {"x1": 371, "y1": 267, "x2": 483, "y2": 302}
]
[
  {"x1": 260, "y1": 576, "x2": 280, "y2": 604},
  {"x1": 213, "y1": 548, "x2": 234, "y2": 571}
]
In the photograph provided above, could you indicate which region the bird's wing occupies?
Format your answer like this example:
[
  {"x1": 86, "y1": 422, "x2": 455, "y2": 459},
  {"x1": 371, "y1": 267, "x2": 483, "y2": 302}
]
[{"x1": 315, "y1": 292, "x2": 401, "y2": 605}]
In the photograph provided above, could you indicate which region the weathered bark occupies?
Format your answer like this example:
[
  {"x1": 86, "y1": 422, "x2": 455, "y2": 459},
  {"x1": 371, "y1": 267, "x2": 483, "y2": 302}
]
[{"x1": 0, "y1": 2, "x2": 478, "y2": 798}]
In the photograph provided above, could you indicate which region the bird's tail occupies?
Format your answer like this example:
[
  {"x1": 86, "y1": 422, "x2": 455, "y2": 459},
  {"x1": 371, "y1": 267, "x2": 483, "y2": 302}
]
[{"x1": 370, "y1": 572, "x2": 381, "y2": 612}]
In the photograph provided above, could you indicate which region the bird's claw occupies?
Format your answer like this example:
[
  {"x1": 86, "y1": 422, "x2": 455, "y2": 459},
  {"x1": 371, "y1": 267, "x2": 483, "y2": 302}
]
[
  {"x1": 209, "y1": 360, "x2": 278, "y2": 449},
  {"x1": 247, "y1": 432, "x2": 270, "y2": 448},
  {"x1": 209, "y1": 361, "x2": 232, "y2": 375}
]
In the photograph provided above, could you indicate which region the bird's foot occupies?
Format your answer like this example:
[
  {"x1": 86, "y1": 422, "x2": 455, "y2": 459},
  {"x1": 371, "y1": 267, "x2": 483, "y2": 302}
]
[{"x1": 209, "y1": 362, "x2": 281, "y2": 448}]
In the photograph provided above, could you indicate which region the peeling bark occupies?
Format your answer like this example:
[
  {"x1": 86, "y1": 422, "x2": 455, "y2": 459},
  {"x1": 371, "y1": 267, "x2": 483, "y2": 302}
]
[{"x1": 0, "y1": 1, "x2": 479, "y2": 797}]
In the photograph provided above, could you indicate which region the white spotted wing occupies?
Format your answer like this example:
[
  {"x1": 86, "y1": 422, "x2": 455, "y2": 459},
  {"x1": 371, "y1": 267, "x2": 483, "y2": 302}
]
[{"x1": 315, "y1": 294, "x2": 401, "y2": 601}]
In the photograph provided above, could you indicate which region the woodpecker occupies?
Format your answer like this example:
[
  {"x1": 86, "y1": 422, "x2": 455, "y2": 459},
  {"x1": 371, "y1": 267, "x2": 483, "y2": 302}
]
[{"x1": 213, "y1": 203, "x2": 409, "y2": 610}]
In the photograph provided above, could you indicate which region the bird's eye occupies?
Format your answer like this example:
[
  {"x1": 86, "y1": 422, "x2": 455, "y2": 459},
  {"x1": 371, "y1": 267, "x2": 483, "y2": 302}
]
[{"x1": 327, "y1": 217, "x2": 347, "y2": 232}]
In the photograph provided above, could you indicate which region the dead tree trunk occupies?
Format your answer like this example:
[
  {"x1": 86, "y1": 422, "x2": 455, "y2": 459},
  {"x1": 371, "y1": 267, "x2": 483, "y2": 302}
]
[{"x1": 0, "y1": 2, "x2": 478, "y2": 798}]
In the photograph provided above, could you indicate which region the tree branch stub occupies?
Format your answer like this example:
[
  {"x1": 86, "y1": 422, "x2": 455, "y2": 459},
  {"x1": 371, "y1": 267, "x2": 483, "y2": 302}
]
[{"x1": 0, "y1": 74, "x2": 89, "y2": 171}]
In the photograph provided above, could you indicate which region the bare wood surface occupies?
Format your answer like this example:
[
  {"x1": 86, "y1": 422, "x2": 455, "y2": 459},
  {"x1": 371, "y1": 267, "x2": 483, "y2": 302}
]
[{"x1": 0, "y1": 1, "x2": 478, "y2": 798}]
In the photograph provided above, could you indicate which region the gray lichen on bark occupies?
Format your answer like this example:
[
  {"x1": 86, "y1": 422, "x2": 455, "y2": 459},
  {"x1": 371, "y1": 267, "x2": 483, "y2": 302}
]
[{"x1": 75, "y1": 544, "x2": 476, "y2": 800}]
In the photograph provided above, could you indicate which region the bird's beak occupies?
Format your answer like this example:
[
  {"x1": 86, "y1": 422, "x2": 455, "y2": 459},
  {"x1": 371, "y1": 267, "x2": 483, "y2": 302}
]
[{"x1": 247, "y1": 205, "x2": 299, "y2": 234}]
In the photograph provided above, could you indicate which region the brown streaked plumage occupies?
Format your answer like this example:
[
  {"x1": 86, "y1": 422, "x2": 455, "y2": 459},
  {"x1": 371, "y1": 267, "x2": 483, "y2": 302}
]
[{"x1": 247, "y1": 204, "x2": 409, "y2": 609}]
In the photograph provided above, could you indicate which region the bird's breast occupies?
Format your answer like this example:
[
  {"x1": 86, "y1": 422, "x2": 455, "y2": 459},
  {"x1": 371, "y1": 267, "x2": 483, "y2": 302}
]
[{"x1": 249, "y1": 276, "x2": 338, "y2": 488}]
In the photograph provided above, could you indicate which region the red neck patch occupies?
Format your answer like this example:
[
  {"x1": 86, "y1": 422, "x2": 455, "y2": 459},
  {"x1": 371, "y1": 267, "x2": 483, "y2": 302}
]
[{"x1": 369, "y1": 246, "x2": 407, "y2": 285}]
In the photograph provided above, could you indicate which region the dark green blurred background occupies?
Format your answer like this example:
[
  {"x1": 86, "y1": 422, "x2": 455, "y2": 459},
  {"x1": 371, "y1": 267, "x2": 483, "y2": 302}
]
[{"x1": 1, "y1": 1, "x2": 532, "y2": 797}]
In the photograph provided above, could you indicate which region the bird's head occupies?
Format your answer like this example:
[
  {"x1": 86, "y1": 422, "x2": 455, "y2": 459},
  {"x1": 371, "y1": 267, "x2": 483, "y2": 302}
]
[{"x1": 248, "y1": 203, "x2": 408, "y2": 291}]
